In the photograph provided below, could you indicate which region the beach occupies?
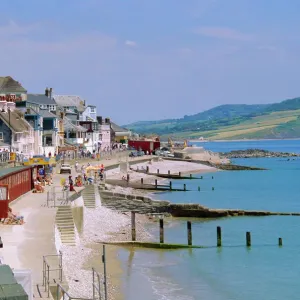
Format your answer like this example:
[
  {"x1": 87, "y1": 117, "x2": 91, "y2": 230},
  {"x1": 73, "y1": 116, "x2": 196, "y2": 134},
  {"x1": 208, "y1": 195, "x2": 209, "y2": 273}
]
[{"x1": 59, "y1": 158, "x2": 216, "y2": 300}]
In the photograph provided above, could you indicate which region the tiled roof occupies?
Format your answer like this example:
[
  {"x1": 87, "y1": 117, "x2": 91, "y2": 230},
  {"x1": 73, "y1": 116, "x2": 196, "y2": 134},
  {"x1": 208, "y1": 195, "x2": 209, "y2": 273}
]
[
  {"x1": 111, "y1": 122, "x2": 129, "y2": 133},
  {"x1": 53, "y1": 95, "x2": 85, "y2": 112},
  {"x1": 0, "y1": 76, "x2": 27, "y2": 93},
  {"x1": 63, "y1": 118, "x2": 87, "y2": 132},
  {"x1": 27, "y1": 94, "x2": 57, "y2": 105},
  {"x1": 0, "y1": 110, "x2": 32, "y2": 132},
  {"x1": 39, "y1": 109, "x2": 57, "y2": 118}
]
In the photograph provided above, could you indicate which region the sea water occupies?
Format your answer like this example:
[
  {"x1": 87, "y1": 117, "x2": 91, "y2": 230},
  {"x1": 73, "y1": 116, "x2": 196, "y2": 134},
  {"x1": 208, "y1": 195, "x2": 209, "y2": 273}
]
[{"x1": 119, "y1": 140, "x2": 300, "y2": 300}]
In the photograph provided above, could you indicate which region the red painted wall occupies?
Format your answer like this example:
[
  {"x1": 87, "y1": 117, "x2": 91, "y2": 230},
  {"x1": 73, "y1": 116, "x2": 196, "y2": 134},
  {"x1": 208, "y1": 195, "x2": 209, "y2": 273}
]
[
  {"x1": 0, "y1": 167, "x2": 33, "y2": 218},
  {"x1": 128, "y1": 140, "x2": 160, "y2": 154}
]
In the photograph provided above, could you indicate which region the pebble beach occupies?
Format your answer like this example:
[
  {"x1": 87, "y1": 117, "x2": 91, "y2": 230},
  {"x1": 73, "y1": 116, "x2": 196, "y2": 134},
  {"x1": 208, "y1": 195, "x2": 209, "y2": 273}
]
[{"x1": 58, "y1": 158, "x2": 216, "y2": 299}]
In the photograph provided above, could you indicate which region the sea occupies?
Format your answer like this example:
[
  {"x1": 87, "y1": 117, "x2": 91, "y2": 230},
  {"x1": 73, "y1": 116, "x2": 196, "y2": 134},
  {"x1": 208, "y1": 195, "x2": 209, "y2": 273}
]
[{"x1": 118, "y1": 139, "x2": 300, "y2": 300}]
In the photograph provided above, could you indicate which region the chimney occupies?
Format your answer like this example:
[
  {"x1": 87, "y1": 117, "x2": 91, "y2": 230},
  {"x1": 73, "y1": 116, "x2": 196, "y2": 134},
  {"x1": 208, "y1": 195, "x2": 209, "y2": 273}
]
[
  {"x1": 49, "y1": 88, "x2": 53, "y2": 98},
  {"x1": 105, "y1": 118, "x2": 110, "y2": 124},
  {"x1": 45, "y1": 87, "x2": 49, "y2": 97},
  {"x1": 97, "y1": 116, "x2": 103, "y2": 124}
]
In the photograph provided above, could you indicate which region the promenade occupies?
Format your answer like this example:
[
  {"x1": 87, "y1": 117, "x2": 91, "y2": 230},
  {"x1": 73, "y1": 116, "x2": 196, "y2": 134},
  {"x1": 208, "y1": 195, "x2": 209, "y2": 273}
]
[{"x1": 0, "y1": 152, "x2": 151, "y2": 296}]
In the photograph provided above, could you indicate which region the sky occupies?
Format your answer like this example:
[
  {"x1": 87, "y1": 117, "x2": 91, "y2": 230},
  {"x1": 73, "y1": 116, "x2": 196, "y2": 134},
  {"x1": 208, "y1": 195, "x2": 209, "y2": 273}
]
[{"x1": 1, "y1": 0, "x2": 300, "y2": 125}]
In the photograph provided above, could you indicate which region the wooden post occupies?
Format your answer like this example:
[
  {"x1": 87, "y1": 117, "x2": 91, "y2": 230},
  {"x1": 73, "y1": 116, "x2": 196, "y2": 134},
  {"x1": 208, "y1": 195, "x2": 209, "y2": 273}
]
[
  {"x1": 198, "y1": 186, "x2": 200, "y2": 191},
  {"x1": 159, "y1": 218, "x2": 164, "y2": 243},
  {"x1": 187, "y1": 221, "x2": 192, "y2": 246},
  {"x1": 212, "y1": 187, "x2": 215, "y2": 191},
  {"x1": 157, "y1": 169, "x2": 159, "y2": 174},
  {"x1": 217, "y1": 226, "x2": 222, "y2": 247},
  {"x1": 212, "y1": 176, "x2": 214, "y2": 179},
  {"x1": 183, "y1": 184, "x2": 186, "y2": 191},
  {"x1": 200, "y1": 176, "x2": 203, "y2": 179},
  {"x1": 146, "y1": 166, "x2": 149, "y2": 173},
  {"x1": 131, "y1": 212, "x2": 136, "y2": 241},
  {"x1": 179, "y1": 172, "x2": 181, "y2": 177},
  {"x1": 246, "y1": 232, "x2": 251, "y2": 247},
  {"x1": 141, "y1": 178, "x2": 144, "y2": 185},
  {"x1": 169, "y1": 181, "x2": 172, "y2": 190},
  {"x1": 278, "y1": 237, "x2": 283, "y2": 246},
  {"x1": 127, "y1": 174, "x2": 130, "y2": 182},
  {"x1": 155, "y1": 179, "x2": 158, "y2": 189},
  {"x1": 190, "y1": 174, "x2": 192, "y2": 179},
  {"x1": 168, "y1": 170, "x2": 170, "y2": 175}
]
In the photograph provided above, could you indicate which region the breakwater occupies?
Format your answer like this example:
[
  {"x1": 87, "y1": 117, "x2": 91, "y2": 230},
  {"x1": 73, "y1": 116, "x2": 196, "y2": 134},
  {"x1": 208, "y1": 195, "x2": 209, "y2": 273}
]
[
  {"x1": 220, "y1": 149, "x2": 300, "y2": 159},
  {"x1": 99, "y1": 189, "x2": 300, "y2": 218}
]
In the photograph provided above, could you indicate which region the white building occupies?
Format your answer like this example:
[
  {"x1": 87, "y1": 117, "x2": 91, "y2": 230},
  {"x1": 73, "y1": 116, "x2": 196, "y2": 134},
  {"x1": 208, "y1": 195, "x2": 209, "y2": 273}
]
[{"x1": 0, "y1": 102, "x2": 35, "y2": 157}]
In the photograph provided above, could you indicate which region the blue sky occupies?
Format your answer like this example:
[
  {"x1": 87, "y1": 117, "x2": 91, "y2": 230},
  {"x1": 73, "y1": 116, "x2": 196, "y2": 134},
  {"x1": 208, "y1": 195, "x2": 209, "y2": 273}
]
[{"x1": 1, "y1": 0, "x2": 300, "y2": 125}]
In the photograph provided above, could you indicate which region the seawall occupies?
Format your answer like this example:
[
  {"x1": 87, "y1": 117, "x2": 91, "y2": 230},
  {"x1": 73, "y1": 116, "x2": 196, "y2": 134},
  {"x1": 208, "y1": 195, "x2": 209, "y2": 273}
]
[{"x1": 99, "y1": 189, "x2": 300, "y2": 218}]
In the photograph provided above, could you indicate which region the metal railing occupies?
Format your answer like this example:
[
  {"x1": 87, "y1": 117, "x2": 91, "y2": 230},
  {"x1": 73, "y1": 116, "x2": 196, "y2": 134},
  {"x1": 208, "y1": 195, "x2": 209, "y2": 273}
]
[
  {"x1": 47, "y1": 187, "x2": 70, "y2": 207},
  {"x1": 55, "y1": 245, "x2": 108, "y2": 300},
  {"x1": 43, "y1": 252, "x2": 63, "y2": 298}
]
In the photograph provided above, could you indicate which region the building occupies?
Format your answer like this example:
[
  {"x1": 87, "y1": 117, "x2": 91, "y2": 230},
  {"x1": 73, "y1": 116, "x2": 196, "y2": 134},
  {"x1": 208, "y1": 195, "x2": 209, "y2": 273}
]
[
  {"x1": 97, "y1": 116, "x2": 111, "y2": 150},
  {"x1": 27, "y1": 92, "x2": 57, "y2": 112},
  {"x1": 0, "y1": 76, "x2": 27, "y2": 102},
  {"x1": 53, "y1": 95, "x2": 85, "y2": 116},
  {"x1": 39, "y1": 109, "x2": 60, "y2": 156},
  {"x1": 20, "y1": 108, "x2": 43, "y2": 155},
  {"x1": 0, "y1": 166, "x2": 35, "y2": 218},
  {"x1": 0, "y1": 103, "x2": 35, "y2": 157},
  {"x1": 64, "y1": 118, "x2": 88, "y2": 152},
  {"x1": 110, "y1": 122, "x2": 131, "y2": 143},
  {"x1": 128, "y1": 138, "x2": 160, "y2": 154},
  {"x1": 81, "y1": 105, "x2": 97, "y2": 121}
]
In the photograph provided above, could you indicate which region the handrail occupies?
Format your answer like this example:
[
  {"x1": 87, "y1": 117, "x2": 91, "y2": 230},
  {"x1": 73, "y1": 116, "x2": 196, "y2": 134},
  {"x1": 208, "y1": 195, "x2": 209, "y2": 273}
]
[
  {"x1": 43, "y1": 251, "x2": 63, "y2": 298},
  {"x1": 56, "y1": 283, "x2": 93, "y2": 300}
]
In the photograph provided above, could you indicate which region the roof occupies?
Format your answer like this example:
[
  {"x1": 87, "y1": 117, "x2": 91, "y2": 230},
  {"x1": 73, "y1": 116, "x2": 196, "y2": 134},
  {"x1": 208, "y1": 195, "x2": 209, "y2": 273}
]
[
  {"x1": 27, "y1": 94, "x2": 57, "y2": 105},
  {"x1": 18, "y1": 107, "x2": 39, "y2": 116},
  {"x1": 0, "y1": 110, "x2": 32, "y2": 132},
  {"x1": 0, "y1": 166, "x2": 31, "y2": 178},
  {"x1": 63, "y1": 118, "x2": 87, "y2": 132},
  {"x1": 111, "y1": 122, "x2": 129, "y2": 133},
  {"x1": 0, "y1": 141, "x2": 10, "y2": 148},
  {"x1": 39, "y1": 109, "x2": 57, "y2": 118},
  {"x1": 0, "y1": 76, "x2": 27, "y2": 93},
  {"x1": 53, "y1": 95, "x2": 85, "y2": 112}
]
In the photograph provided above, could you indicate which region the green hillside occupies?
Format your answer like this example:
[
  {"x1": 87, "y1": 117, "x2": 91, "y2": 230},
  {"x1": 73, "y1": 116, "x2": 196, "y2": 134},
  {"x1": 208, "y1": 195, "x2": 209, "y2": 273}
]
[{"x1": 125, "y1": 97, "x2": 300, "y2": 140}]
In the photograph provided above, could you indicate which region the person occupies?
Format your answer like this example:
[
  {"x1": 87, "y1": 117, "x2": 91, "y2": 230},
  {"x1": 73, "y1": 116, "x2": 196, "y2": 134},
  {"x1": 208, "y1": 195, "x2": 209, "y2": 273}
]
[
  {"x1": 83, "y1": 173, "x2": 87, "y2": 185},
  {"x1": 48, "y1": 152, "x2": 51, "y2": 158},
  {"x1": 69, "y1": 176, "x2": 78, "y2": 193},
  {"x1": 75, "y1": 161, "x2": 79, "y2": 172}
]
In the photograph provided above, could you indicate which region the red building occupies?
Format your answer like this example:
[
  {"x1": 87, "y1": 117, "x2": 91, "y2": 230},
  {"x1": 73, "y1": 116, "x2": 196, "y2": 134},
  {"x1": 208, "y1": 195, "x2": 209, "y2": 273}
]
[
  {"x1": 0, "y1": 166, "x2": 35, "y2": 218},
  {"x1": 128, "y1": 139, "x2": 160, "y2": 154}
]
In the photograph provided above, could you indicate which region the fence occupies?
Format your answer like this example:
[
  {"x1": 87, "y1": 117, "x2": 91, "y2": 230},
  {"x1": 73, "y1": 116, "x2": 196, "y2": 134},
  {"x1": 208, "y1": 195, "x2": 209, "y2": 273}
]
[
  {"x1": 42, "y1": 252, "x2": 63, "y2": 298},
  {"x1": 47, "y1": 187, "x2": 70, "y2": 207}
]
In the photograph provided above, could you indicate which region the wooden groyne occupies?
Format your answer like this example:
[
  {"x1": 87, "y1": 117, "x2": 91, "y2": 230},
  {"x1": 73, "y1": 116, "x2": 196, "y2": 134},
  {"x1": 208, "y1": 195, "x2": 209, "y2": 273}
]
[
  {"x1": 105, "y1": 179, "x2": 189, "y2": 191},
  {"x1": 102, "y1": 214, "x2": 285, "y2": 250},
  {"x1": 131, "y1": 167, "x2": 202, "y2": 179}
]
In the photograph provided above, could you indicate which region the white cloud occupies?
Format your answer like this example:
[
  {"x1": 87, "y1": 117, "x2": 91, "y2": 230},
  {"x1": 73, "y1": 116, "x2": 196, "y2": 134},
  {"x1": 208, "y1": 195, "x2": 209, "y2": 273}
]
[
  {"x1": 125, "y1": 40, "x2": 137, "y2": 47},
  {"x1": 194, "y1": 26, "x2": 253, "y2": 41}
]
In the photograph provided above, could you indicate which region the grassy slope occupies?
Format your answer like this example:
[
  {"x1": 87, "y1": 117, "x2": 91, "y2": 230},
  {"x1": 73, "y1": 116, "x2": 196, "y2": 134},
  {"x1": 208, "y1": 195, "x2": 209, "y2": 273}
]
[{"x1": 160, "y1": 110, "x2": 300, "y2": 140}]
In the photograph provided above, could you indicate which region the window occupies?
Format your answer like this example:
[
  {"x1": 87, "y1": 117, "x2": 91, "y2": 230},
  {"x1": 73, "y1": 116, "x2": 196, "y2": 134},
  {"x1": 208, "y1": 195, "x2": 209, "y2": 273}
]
[
  {"x1": 0, "y1": 132, "x2": 3, "y2": 141},
  {"x1": 90, "y1": 107, "x2": 95, "y2": 113}
]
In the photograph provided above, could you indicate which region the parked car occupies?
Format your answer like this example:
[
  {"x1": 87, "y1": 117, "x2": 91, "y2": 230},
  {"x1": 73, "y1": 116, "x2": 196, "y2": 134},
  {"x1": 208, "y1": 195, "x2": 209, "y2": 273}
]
[{"x1": 60, "y1": 164, "x2": 72, "y2": 174}]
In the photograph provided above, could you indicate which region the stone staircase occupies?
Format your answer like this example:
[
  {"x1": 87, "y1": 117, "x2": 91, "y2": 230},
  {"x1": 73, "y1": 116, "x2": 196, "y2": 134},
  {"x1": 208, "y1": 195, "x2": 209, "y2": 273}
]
[
  {"x1": 82, "y1": 185, "x2": 96, "y2": 208},
  {"x1": 55, "y1": 206, "x2": 76, "y2": 246}
]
